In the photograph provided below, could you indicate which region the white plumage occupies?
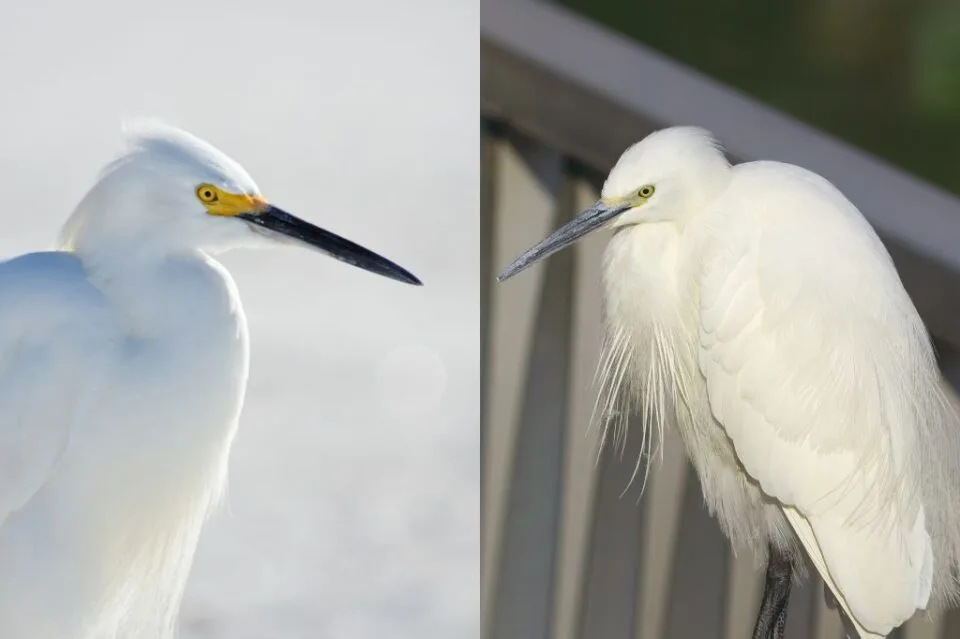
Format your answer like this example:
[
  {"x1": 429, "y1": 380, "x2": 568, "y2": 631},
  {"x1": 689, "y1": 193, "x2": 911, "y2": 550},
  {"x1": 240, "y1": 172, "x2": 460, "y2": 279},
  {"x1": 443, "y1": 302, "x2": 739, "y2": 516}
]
[
  {"x1": 499, "y1": 126, "x2": 960, "y2": 638},
  {"x1": 0, "y1": 122, "x2": 419, "y2": 638}
]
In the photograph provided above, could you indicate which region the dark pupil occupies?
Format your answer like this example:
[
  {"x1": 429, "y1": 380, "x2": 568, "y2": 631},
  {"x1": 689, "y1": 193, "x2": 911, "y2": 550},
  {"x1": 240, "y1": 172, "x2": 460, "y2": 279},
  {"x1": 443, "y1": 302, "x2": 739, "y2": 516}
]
[{"x1": 204, "y1": 190, "x2": 212, "y2": 199}]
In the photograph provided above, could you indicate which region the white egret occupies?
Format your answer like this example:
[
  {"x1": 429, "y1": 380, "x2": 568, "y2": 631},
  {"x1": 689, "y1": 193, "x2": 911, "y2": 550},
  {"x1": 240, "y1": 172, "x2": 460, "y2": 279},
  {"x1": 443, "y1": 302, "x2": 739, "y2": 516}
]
[
  {"x1": 498, "y1": 126, "x2": 960, "y2": 638},
  {"x1": 0, "y1": 121, "x2": 420, "y2": 639}
]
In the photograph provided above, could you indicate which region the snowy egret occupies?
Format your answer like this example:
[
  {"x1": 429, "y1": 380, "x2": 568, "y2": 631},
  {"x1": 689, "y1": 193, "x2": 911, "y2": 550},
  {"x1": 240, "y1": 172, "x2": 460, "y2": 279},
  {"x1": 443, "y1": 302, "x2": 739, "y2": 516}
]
[
  {"x1": 498, "y1": 126, "x2": 960, "y2": 638},
  {"x1": 0, "y1": 122, "x2": 420, "y2": 639}
]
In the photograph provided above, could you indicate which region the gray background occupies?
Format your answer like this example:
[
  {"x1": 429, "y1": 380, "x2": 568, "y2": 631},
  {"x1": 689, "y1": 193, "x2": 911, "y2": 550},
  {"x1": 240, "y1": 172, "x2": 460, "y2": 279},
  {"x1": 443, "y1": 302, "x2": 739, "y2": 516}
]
[{"x1": 0, "y1": 1, "x2": 478, "y2": 638}]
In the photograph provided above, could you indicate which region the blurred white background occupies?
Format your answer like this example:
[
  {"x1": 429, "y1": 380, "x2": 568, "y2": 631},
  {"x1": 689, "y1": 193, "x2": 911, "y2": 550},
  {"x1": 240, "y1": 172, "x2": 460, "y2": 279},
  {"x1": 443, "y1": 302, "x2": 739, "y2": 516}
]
[{"x1": 0, "y1": 1, "x2": 477, "y2": 638}]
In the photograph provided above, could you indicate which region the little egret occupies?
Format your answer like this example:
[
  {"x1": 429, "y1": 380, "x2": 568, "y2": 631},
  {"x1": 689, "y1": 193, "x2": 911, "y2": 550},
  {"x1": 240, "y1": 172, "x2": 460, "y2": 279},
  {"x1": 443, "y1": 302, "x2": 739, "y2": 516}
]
[
  {"x1": 498, "y1": 126, "x2": 960, "y2": 638},
  {"x1": 0, "y1": 122, "x2": 420, "y2": 639}
]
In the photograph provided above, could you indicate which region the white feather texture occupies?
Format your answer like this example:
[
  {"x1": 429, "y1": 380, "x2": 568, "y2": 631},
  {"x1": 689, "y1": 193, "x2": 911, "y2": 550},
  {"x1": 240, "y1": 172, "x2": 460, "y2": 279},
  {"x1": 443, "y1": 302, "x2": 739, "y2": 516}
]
[
  {"x1": 593, "y1": 127, "x2": 960, "y2": 637},
  {"x1": 0, "y1": 123, "x2": 262, "y2": 638}
]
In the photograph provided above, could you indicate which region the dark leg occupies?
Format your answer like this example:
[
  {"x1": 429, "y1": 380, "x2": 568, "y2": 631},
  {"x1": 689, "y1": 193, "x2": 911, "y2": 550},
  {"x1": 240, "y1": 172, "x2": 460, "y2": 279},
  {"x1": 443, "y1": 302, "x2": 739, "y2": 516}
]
[{"x1": 751, "y1": 544, "x2": 793, "y2": 639}]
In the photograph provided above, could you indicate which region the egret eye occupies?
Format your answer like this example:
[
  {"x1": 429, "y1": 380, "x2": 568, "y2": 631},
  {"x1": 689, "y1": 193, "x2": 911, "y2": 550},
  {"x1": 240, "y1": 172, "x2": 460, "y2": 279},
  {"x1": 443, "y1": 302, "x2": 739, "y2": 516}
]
[
  {"x1": 196, "y1": 185, "x2": 219, "y2": 203},
  {"x1": 638, "y1": 185, "x2": 655, "y2": 198}
]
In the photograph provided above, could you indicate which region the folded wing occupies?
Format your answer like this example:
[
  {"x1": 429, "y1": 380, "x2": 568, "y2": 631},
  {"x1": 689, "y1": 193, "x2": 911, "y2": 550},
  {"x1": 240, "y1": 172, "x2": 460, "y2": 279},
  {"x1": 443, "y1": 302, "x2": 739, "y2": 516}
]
[
  {"x1": 0, "y1": 252, "x2": 118, "y2": 528},
  {"x1": 698, "y1": 163, "x2": 942, "y2": 635}
]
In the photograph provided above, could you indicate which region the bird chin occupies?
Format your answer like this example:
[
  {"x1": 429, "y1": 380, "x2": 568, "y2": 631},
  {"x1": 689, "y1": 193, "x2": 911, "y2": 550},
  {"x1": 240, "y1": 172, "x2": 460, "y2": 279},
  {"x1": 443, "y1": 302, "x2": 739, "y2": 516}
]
[{"x1": 242, "y1": 223, "x2": 299, "y2": 250}]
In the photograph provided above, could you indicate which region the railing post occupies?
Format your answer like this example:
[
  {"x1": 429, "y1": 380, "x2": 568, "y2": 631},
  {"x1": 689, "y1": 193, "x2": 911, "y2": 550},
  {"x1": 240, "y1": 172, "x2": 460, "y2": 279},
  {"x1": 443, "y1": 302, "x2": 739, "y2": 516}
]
[{"x1": 484, "y1": 135, "x2": 576, "y2": 639}]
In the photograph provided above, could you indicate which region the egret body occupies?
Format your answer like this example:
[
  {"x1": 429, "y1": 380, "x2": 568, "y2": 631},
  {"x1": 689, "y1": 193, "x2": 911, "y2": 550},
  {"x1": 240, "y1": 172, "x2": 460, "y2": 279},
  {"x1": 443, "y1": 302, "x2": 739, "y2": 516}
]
[
  {"x1": 0, "y1": 122, "x2": 420, "y2": 639},
  {"x1": 499, "y1": 127, "x2": 960, "y2": 638}
]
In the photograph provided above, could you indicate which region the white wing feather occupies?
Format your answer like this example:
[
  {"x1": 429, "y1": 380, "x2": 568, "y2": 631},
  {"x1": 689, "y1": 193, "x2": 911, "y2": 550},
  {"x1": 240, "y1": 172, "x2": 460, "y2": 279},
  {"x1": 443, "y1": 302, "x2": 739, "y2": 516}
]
[
  {"x1": 698, "y1": 162, "x2": 939, "y2": 636},
  {"x1": 0, "y1": 251, "x2": 117, "y2": 527}
]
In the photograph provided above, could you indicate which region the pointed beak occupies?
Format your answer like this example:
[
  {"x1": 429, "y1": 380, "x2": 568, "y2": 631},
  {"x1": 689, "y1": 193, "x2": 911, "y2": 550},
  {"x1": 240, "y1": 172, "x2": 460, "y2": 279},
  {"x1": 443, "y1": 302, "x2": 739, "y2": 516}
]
[
  {"x1": 497, "y1": 199, "x2": 631, "y2": 282},
  {"x1": 238, "y1": 205, "x2": 422, "y2": 286}
]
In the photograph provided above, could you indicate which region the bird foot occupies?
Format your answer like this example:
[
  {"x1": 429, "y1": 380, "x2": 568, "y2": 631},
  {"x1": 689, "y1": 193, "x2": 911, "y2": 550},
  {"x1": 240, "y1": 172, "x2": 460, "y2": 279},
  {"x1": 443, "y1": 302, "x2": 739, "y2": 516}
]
[{"x1": 752, "y1": 544, "x2": 793, "y2": 639}]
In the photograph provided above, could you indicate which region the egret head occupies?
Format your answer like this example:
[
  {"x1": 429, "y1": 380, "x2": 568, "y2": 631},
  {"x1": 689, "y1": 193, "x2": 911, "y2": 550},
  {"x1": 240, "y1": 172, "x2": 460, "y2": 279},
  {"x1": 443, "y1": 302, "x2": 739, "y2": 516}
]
[
  {"x1": 60, "y1": 121, "x2": 421, "y2": 285},
  {"x1": 498, "y1": 126, "x2": 731, "y2": 282}
]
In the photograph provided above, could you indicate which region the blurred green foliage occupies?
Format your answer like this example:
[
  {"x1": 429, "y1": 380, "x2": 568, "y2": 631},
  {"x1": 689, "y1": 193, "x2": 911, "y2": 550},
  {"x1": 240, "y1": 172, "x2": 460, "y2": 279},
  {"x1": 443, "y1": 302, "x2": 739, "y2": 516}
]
[{"x1": 556, "y1": 0, "x2": 960, "y2": 196}]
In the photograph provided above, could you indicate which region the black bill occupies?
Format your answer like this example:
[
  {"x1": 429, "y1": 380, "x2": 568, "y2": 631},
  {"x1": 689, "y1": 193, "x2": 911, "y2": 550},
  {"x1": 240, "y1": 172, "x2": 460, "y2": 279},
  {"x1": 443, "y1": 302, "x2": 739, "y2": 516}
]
[
  {"x1": 239, "y1": 205, "x2": 422, "y2": 286},
  {"x1": 497, "y1": 200, "x2": 631, "y2": 282}
]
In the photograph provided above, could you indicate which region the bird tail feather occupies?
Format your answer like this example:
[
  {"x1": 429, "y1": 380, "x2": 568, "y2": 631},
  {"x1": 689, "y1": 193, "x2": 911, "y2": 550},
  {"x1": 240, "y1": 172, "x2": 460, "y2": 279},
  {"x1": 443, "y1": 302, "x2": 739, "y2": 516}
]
[{"x1": 782, "y1": 506, "x2": 885, "y2": 639}]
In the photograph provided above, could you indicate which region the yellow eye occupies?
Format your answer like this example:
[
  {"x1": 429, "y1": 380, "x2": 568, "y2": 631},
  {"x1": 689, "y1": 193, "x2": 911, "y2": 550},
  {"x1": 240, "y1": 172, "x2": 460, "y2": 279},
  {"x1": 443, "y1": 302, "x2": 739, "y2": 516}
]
[
  {"x1": 196, "y1": 185, "x2": 219, "y2": 203},
  {"x1": 638, "y1": 185, "x2": 655, "y2": 198}
]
